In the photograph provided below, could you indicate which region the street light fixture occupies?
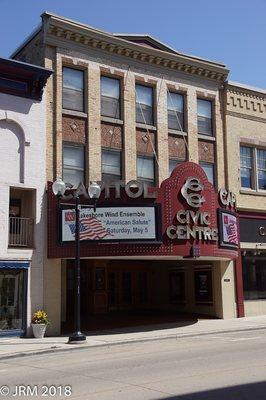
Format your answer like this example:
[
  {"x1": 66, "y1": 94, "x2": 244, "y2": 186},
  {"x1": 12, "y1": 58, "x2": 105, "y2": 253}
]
[{"x1": 52, "y1": 178, "x2": 101, "y2": 343}]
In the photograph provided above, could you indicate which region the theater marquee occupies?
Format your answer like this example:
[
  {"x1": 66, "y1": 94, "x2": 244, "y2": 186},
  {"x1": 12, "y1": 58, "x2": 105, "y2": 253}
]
[{"x1": 61, "y1": 206, "x2": 158, "y2": 242}]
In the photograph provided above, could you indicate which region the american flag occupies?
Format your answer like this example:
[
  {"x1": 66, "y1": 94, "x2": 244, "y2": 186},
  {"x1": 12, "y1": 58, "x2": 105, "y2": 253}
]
[
  {"x1": 224, "y1": 215, "x2": 238, "y2": 244},
  {"x1": 68, "y1": 216, "x2": 110, "y2": 240}
]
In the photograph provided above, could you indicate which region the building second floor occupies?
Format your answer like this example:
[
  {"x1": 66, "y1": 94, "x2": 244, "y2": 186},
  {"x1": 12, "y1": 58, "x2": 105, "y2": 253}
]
[
  {"x1": 226, "y1": 82, "x2": 266, "y2": 212},
  {"x1": 12, "y1": 12, "x2": 229, "y2": 191},
  {"x1": 0, "y1": 57, "x2": 52, "y2": 257}
]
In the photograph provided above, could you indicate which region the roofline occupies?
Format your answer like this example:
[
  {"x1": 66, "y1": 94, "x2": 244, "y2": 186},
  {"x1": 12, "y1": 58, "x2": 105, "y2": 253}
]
[
  {"x1": 228, "y1": 80, "x2": 266, "y2": 95},
  {"x1": 114, "y1": 33, "x2": 226, "y2": 66},
  {"x1": 10, "y1": 24, "x2": 42, "y2": 59},
  {"x1": 0, "y1": 57, "x2": 53, "y2": 74},
  {"x1": 41, "y1": 11, "x2": 227, "y2": 68}
]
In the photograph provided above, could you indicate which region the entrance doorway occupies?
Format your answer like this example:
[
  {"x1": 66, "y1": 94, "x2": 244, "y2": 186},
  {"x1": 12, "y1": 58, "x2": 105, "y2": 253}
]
[{"x1": 62, "y1": 259, "x2": 220, "y2": 332}]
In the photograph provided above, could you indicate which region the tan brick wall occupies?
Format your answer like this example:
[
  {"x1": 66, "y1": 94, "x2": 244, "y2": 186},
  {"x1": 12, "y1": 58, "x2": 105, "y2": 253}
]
[
  {"x1": 226, "y1": 85, "x2": 266, "y2": 211},
  {"x1": 42, "y1": 46, "x2": 225, "y2": 189}
]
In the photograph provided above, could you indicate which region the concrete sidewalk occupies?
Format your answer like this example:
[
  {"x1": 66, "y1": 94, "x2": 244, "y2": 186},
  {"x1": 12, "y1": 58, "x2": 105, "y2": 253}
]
[{"x1": 1, "y1": 316, "x2": 266, "y2": 360}]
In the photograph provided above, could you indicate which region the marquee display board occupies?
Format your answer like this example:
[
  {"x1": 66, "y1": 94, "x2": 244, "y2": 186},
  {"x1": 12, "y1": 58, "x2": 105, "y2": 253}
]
[
  {"x1": 60, "y1": 205, "x2": 159, "y2": 243},
  {"x1": 47, "y1": 162, "x2": 239, "y2": 260}
]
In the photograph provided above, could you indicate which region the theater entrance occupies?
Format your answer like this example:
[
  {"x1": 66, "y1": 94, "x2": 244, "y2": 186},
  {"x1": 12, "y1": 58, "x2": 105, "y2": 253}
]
[{"x1": 61, "y1": 258, "x2": 232, "y2": 333}]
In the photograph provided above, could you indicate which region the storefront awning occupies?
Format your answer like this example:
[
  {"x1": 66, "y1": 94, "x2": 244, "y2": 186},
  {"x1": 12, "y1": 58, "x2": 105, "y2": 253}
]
[{"x1": 0, "y1": 261, "x2": 30, "y2": 269}]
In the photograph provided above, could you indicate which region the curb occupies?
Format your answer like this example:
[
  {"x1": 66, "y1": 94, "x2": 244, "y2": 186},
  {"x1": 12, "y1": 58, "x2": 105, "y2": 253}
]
[{"x1": 0, "y1": 325, "x2": 266, "y2": 361}]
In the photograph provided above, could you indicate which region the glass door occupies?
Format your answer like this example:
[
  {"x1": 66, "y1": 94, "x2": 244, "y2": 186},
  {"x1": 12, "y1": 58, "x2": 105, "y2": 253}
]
[{"x1": 0, "y1": 270, "x2": 24, "y2": 331}]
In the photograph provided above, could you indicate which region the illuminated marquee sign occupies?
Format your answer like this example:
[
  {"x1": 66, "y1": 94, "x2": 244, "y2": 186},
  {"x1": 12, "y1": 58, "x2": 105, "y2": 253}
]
[{"x1": 167, "y1": 177, "x2": 218, "y2": 242}]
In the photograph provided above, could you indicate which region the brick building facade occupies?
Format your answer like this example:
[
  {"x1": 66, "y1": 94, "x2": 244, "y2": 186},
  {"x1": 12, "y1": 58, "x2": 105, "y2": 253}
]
[{"x1": 10, "y1": 12, "x2": 266, "y2": 335}]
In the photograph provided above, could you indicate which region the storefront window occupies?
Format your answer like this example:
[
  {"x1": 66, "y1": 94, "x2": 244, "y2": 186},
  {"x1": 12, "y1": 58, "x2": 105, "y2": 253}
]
[
  {"x1": 0, "y1": 270, "x2": 24, "y2": 331},
  {"x1": 243, "y1": 257, "x2": 266, "y2": 300}
]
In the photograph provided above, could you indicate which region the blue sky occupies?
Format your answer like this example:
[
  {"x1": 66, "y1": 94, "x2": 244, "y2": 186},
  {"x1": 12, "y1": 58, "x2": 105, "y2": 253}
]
[{"x1": 1, "y1": 0, "x2": 265, "y2": 88}]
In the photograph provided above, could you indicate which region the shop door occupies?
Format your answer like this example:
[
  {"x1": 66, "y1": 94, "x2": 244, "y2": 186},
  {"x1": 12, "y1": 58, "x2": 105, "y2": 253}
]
[
  {"x1": 0, "y1": 270, "x2": 24, "y2": 331},
  {"x1": 107, "y1": 269, "x2": 150, "y2": 311}
]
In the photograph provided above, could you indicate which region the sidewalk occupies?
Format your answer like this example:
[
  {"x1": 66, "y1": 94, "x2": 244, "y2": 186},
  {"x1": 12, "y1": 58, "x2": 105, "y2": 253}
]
[{"x1": 1, "y1": 316, "x2": 266, "y2": 360}]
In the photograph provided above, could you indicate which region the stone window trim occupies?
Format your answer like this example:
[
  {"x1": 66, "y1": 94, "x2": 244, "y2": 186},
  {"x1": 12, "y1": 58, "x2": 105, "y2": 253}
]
[
  {"x1": 240, "y1": 145, "x2": 266, "y2": 192},
  {"x1": 166, "y1": 84, "x2": 188, "y2": 95},
  {"x1": 240, "y1": 189, "x2": 266, "y2": 197},
  {"x1": 198, "y1": 134, "x2": 216, "y2": 142},
  {"x1": 136, "y1": 122, "x2": 157, "y2": 131},
  {"x1": 99, "y1": 66, "x2": 125, "y2": 78},
  {"x1": 101, "y1": 116, "x2": 123, "y2": 125},
  {"x1": 134, "y1": 75, "x2": 158, "y2": 86},
  {"x1": 168, "y1": 129, "x2": 188, "y2": 136},
  {"x1": 62, "y1": 109, "x2": 88, "y2": 118},
  {"x1": 61, "y1": 57, "x2": 89, "y2": 69}
]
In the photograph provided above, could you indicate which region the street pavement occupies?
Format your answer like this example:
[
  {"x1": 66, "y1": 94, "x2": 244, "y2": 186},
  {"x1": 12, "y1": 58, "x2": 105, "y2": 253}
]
[
  {"x1": 0, "y1": 329, "x2": 266, "y2": 399},
  {"x1": 1, "y1": 315, "x2": 266, "y2": 360}
]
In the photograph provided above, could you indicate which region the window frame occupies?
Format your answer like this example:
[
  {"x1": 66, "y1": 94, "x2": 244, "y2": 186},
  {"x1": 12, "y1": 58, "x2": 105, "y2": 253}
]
[
  {"x1": 62, "y1": 142, "x2": 85, "y2": 187},
  {"x1": 240, "y1": 145, "x2": 266, "y2": 192},
  {"x1": 62, "y1": 66, "x2": 85, "y2": 113},
  {"x1": 136, "y1": 154, "x2": 156, "y2": 186},
  {"x1": 100, "y1": 75, "x2": 122, "y2": 120},
  {"x1": 101, "y1": 147, "x2": 122, "y2": 182},
  {"x1": 197, "y1": 98, "x2": 214, "y2": 137},
  {"x1": 199, "y1": 161, "x2": 216, "y2": 186},
  {"x1": 169, "y1": 157, "x2": 185, "y2": 176},
  {"x1": 135, "y1": 83, "x2": 155, "y2": 126},
  {"x1": 167, "y1": 91, "x2": 185, "y2": 132}
]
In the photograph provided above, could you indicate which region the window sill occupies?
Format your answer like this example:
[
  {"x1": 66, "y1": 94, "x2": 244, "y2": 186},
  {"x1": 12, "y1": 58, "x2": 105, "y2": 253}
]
[
  {"x1": 136, "y1": 123, "x2": 157, "y2": 132},
  {"x1": 198, "y1": 134, "x2": 216, "y2": 142},
  {"x1": 240, "y1": 189, "x2": 266, "y2": 196},
  {"x1": 168, "y1": 129, "x2": 187, "y2": 136},
  {"x1": 62, "y1": 109, "x2": 88, "y2": 118},
  {"x1": 101, "y1": 116, "x2": 124, "y2": 125}
]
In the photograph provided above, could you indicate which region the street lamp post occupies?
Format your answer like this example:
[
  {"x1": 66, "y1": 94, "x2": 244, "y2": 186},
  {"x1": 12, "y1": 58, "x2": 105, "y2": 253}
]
[{"x1": 52, "y1": 178, "x2": 101, "y2": 343}]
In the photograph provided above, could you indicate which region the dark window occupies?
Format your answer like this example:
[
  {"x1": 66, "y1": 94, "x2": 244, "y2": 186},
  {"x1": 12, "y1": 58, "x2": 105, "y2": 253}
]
[
  {"x1": 197, "y1": 99, "x2": 213, "y2": 136},
  {"x1": 102, "y1": 149, "x2": 122, "y2": 182},
  {"x1": 136, "y1": 84, "x2": 154, "y2": 125},
  {"x1": 137, "y1": 155, "x2": 155, "y2": 186},
  {"x1": 167, "y1": 92, "x2": 184, "y2": 131},
  {"x1": 62, "y1": 67, "x2": 84, "y2": 112},
  {"x1": 243, "y1": 257, "x2": 266, "y2": 300},
  {"x1": 200, "y1": 162, "x2": 215, "y2": 185},
  {"x1": 63, "y1": 144, "x2": 84, "y2": 188},
  {"x1": 101, "y1": 76, "x2": 120, "y2": 119},
  {"x1": 169, "y1": 158, "x2": 184, "y2": 176},
  {"x1": 257, "y1": 149, "x2": 266, "y2": 190},
  {"x1": 240, "y1": 146, "x2": 253, "y2": 189}
]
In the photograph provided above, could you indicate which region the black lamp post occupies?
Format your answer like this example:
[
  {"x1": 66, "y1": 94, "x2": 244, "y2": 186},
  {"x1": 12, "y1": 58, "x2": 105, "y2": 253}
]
[{"x1": 52, "y1": 178, "x2": 101, "y2": 343}]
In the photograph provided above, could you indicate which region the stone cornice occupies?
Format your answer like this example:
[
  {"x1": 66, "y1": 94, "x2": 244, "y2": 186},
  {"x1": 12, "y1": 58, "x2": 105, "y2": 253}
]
[
  {"x1": 42, "y1": 13, "x2": 228, "y2": 83},
  {"x1": 227, "y1": 84, "x2": 266, "y2": 101}
]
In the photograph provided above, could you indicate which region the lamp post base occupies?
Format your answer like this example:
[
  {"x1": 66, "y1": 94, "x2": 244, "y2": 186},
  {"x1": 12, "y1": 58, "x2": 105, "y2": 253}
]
[{"x1": 68, "y1": 331, "x2": 87, "y2": 344}]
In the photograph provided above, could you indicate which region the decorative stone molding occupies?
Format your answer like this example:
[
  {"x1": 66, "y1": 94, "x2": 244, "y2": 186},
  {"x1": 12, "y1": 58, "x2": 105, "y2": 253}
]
[
  {"x1": 227, "y1": 84, "x2": 266, "y2": 119},
  {"x1": 43, "y1": 15, "x2": 228, "y2": 83}
]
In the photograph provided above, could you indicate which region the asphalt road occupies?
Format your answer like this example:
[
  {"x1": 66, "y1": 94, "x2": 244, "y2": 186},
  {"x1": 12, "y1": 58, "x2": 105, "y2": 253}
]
[{"x1": 1, "y1": 329, "x2": 266, "y2": 399}]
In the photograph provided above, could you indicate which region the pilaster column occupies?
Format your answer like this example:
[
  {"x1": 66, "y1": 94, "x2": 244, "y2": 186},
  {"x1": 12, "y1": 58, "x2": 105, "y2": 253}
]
[{"x1": 88, "y1": 63, "x2": 101, "y2": 182}]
